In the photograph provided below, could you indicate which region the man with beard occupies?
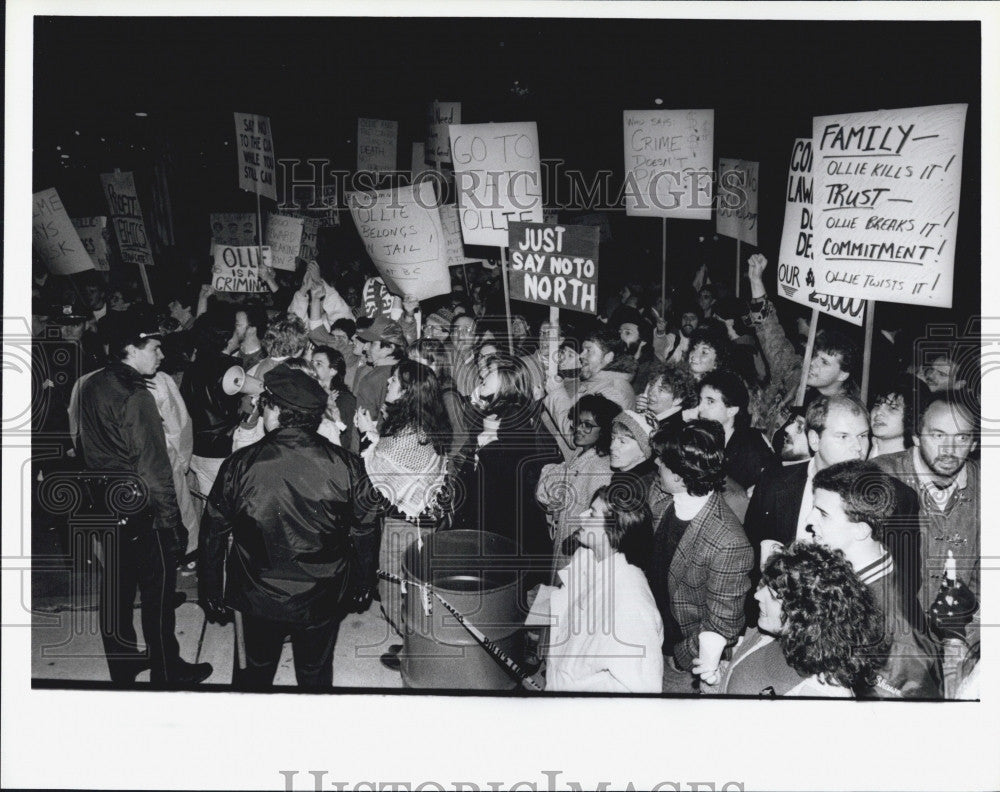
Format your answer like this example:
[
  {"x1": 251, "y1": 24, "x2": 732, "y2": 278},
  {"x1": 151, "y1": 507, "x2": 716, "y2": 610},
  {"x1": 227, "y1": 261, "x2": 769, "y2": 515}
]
[
  {"x1": 773, "y1": 408, "x2": 811, "y2": 465},
  {"x1": 615, "y1": 306, "x2": 659, "y2": 394},
  {"x1": 875, "y1": 397, "x2": 979, "y2": 629},
  {"x1": 656, "y1": 305, "x2": 701, "y2": 365},
  {"x1": 544, "y1": 327, "x2": 635, "y2": 447}
]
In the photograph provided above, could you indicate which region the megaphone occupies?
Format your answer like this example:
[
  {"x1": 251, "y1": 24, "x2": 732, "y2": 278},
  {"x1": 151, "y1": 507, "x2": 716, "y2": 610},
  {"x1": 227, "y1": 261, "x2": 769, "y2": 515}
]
[{"x1": 222, "y1": 365, "x2": 264, "y2": 396}]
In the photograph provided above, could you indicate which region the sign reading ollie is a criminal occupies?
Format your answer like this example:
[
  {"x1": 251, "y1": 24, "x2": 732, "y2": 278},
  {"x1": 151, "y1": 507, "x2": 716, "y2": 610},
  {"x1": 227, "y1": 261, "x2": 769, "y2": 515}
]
[
  {"x1": 812, "y1": 103, "x2": 966, "y2": 308},
  {"x1": 507, "y1": 221, "x2": 600, "y2": 314}
]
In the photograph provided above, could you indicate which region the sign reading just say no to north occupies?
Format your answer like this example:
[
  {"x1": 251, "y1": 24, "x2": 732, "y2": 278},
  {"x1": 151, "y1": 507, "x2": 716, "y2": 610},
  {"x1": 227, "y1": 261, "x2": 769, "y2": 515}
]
[
  {"x1": 507, "y1": 222, "x2": 600, "y2": 315},
  {"x1": 812, "y1": 103, "x2": 967, "y2": 309}
]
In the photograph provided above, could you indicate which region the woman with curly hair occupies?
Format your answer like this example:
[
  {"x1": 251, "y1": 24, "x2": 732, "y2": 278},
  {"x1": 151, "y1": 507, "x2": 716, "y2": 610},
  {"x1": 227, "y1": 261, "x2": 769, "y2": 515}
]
[
  {"x1": 535, "y1": 394, "x2": 622, "y2": 578},
  {"x1": 354, "y1": 358, "x2": 453, "y2": 670},
  {"x1": 718, "y1": 542, "x2": 890, "y2": 697}
]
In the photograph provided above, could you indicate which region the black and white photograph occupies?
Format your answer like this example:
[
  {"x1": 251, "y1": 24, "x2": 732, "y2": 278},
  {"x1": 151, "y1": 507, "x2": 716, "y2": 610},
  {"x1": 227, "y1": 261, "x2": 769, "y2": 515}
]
[{"x1": 3, "y1": 2, "x2": 998, "y2": 791}]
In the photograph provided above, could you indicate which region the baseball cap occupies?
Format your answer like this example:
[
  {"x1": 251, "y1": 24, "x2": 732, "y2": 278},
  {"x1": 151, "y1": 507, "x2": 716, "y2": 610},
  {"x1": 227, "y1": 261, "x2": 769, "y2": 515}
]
[
  {"x1": 356, "y1": 315, "x2": 406, "y2": 347},
  {"x1": 263, "y1": 363, "x2": 329, "y2": 412}
]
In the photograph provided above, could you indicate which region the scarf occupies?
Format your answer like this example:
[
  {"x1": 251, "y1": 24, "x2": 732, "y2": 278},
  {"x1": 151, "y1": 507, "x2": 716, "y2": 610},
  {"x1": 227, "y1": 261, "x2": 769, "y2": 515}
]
[{"x1": 362, "y1": 430, "x2": 448, "y2": 522}]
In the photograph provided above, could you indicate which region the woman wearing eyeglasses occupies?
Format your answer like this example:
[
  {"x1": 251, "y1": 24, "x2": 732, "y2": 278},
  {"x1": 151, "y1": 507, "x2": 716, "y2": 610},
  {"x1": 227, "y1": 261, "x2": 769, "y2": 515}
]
[{"x1": 536, "y1": 394, "x2": 622, "y2": 579}]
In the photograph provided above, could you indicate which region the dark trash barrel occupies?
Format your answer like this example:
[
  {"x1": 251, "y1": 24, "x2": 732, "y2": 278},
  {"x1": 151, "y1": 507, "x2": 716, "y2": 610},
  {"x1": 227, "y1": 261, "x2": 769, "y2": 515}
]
[{"x1": 401, "y1": 530, "x2": 524, "y2": 690}]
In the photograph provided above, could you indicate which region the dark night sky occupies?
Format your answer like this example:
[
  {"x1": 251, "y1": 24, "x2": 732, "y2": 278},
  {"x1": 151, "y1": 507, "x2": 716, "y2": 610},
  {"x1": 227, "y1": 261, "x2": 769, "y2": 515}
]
[{"x1": 32, "y1": 16, "x2": 981, "y2": 318}]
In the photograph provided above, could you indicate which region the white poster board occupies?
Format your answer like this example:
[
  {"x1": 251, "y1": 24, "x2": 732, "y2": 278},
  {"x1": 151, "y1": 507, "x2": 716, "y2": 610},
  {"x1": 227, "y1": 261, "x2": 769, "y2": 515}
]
[
  {"x1": 812, "y1": 103, "x2": 966, "y2": 308},
  {"x1": 71, "y1": 216, "x2": 110, "y2": 272},
  {"x1": 234, "y1": 112, "x2": 277, "y2": 201},
  {"x1": 265, "y1": 213, "x2": 304, "y2": 271},
  {"x1": 210, "y1": 213, "x2": 257, "y2": 247},
  {"x1": 777, "y1": 138, "x2": 865, "y2": 326},
  {"x1": 623, "y1": 109, "x2": 714, "y2": 219},
  {"x1": 449, "y1": 121, "x2": 543, "y2": 246},
  {"x1": 716, "y1": 158, "x2": 759, "y2": 245},
  {"x1": 32, "y1": 189, "x2": 95, "y2": 275},
  {"x1": 426, "y1": 101, "x2": 460, "y2": 164},
  {"x1": 99, "y1": 170, "x2": 155, "y2": 267},
  {"x1": 211, "y1": 245, "x2": 272, "y2": 292},
  {"x1": 439, "y1": 203, "x2": 479, "y2": 266},
  {"x1": 347, "y1": 181, "x2": 452, "y2": 301},
  {"x1": 357, "y1": 118, "x2": 398, "y2": 173}
]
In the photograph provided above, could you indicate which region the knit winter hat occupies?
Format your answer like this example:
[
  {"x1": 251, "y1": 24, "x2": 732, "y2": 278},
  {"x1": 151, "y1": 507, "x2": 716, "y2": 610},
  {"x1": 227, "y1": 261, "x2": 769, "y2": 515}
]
[{"x1": 612, "y1": 409, "x2": 658, "y2": 459}]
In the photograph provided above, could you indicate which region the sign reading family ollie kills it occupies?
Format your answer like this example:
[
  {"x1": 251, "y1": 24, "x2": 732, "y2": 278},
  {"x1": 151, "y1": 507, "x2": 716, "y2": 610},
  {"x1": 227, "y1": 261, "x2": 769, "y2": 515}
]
[
  {"x1": 812, "y1": 103, "x2": 966, "y2": 309},
  {"x1": 507, "y1": 222, "x2": 600, "y2": 314}
]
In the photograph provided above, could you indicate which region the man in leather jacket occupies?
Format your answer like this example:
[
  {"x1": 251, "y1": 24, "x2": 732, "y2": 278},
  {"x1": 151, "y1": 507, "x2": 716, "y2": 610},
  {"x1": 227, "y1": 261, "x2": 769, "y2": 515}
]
[
  {"x1": 198, "y1": 364, "x2": 380, "y2": 689},
  {"x1": 78, "y1": 311, "x2": 212, "y2": 686}
]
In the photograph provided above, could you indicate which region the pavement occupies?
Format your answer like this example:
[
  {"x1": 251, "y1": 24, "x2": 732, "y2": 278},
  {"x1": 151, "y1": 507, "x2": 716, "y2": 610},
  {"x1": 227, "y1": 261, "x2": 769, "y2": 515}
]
[{"x1": 30, "y1": 562, "x2": 405, "y2": 689}]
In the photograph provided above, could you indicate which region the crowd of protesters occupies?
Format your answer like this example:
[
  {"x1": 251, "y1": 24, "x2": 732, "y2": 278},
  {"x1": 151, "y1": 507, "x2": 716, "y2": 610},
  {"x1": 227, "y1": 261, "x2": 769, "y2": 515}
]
[{"x1": 32, "y1": 229, "x2": 980, "y2": 697}]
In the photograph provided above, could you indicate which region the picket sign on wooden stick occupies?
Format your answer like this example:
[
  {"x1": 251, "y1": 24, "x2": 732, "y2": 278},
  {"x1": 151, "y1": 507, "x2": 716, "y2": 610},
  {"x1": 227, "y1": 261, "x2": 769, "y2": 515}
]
[
  {"x1": 548, "y1": 306, "x2": 559, "y2": 381},
  {"x1": 660, "y1": 218, "x2": 667, "y2": 314},
  {"x1": 735, "y1": 239, "x2": 741, "y2": 298},
  {"x1": 499, "y1": 247, "x2": 514, "y2": 354},
  {"x1": 860, "y1": 300, "x2": 876, "y2": 403},
  {"x1": 796, "y1": 308, "x2": 820, "y2": 406},
  {"x1": 115, "y1": 168, "x2": 154, "y2": 304}
]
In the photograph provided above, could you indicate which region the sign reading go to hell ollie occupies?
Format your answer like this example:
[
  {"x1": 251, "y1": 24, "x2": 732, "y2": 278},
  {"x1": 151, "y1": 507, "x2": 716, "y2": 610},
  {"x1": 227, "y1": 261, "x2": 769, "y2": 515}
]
[
  {"x1": 778, "y1": 138, "x2": 865, "y2": 326},
  {"x1": 812, "y1": 103, "x2": 967, "y2": 309},
  {"x1": 716, "y1": 158, "x2": 759, "y2": 245},
  {"x1": 347, "y1": 180, "x2": 452, "y2": 302},
  {"x1": 449, "y1": 121, "x2": 543, "y2": 247},
  {"x1": 32, "y1": 188, "x2": 95, "y2": 275},
  {"x1": 623, "y1": 109, "x2": 714, "y2": 219},
  {"x1": 212, "y1": 245, "x2": 272, "y2": 292},
  {"x1": 234, "y1": 112, "x2": 277, "y2": 201},
  {"x1": 507, "y1": 222, "x2": 600, "y2": 315},
  {"x1": 100, "y1": 170, "x2": 155, "y2": 267}
]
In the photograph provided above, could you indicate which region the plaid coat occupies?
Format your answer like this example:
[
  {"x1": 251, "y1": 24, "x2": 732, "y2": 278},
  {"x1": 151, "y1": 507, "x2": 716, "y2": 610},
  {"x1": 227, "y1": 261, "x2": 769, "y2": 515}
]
[{"x1": 667, "y1": 491, "x2": 754, "y2": 670}]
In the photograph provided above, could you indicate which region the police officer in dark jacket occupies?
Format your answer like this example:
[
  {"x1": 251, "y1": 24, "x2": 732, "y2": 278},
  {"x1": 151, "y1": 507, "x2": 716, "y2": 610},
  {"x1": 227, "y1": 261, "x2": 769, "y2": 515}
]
[
  {"x1": 78, "y1": 312, "x2": 212, "y2": 686},
  {"x1": 198, "y1": 364, "x2": 380, "y2": 689}
]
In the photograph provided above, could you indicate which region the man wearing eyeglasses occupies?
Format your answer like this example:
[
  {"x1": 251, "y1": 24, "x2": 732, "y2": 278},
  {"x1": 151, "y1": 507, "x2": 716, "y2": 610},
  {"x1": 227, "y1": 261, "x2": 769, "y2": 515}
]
[{"x1": 875, "y1": 397, "x2": 979, "y2": 628}]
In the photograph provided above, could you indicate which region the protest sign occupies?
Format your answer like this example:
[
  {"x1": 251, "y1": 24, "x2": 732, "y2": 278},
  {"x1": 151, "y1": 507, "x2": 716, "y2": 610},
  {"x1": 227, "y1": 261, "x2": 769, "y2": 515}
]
[
  {"x1": 716, "y1": 158, "x2": 759, "y2": 245},
  {"x1": 543, "y1": 209, "x2": 560, "y2": 224},
  {"x1": 265, "y1": 213, "x2": 304, "y2": 271},
  {"x1": 347, "y1": 181, "x2": 452, "y2": 301},
  {"x1": 449, "y1": 121, "x2": 543, "y2": 246},
  {"x1": 210, "y1": 213, "x2": 257, "y2": 247},
  {"x1": 234, "y1": 112, "x2": 277, "y2": 200},
  {"x1": 99, "y1": 171, "x2": 155, "y2": 267},
  {"x1": 778, "y1": 138, "x2": 864, "y2": 326},
  {"x1": 362, "y1": 276, "x2": 398, "y2": 319},
  {"x1": 71, "y1": 216, "x2": 111, "y2": 271},
  {"x1": 357, "y1": 118, "x2": 398, "y2": 173},
  {"x1": 812, "y1": 103, "x2": 966, "y2": 308},
  {"x1": 426, "y1": 101, "x2": 460, "y2": 164},
  {"x1": 623, "y1": 109, "x2": 714, "y2": 219},
  {"x1": 439, "y1": 203, "x2": 478, "y2": 266},
  {"x1": 507, "y1": 222, "x2": 600, "y2": 315},
  {"x1": 211, "y1": 245, "x2": 272, "y2": 292},
  {"x1": 412, "y1": 142, "x2": 428, "y2": 182},
  {"x1": 299, "y1": 216, "x2": 321, "y2": 260},
  {"x1": 32, "y1": 189, "x2": 94, "y2": 275}
]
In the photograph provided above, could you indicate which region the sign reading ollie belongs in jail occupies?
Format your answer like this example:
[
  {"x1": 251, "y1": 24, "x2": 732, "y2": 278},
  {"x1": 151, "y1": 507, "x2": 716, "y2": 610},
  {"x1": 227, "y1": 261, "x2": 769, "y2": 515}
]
[
  {"x1": 812, "y1": 103, "x2": 967, "y2": 309},
  {"x1": 507, "y1": 221, "x2": 600, "y2": 315}
]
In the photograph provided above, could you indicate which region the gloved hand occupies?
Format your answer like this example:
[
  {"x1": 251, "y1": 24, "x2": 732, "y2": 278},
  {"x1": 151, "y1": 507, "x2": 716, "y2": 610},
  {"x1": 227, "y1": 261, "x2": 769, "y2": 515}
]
[
  {"x1": 201, "y1": 594, "x2": 234, "y2": 625},
  {"x1": 350, "y1": 585, "x2": 375, "y2": 614}
]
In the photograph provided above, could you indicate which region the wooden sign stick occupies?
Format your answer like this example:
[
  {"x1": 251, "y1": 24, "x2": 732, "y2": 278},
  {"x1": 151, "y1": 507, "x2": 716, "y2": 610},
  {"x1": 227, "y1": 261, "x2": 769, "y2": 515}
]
[
  {"x1": 796, "y1": 308, "x2": 820, "y2": 406},
  {"x1": 860, "y1": 300, "x2": 875, "y2": 403},
  {"x1": 499, "y1": 246, "x2": 514, "y2": 354}
]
